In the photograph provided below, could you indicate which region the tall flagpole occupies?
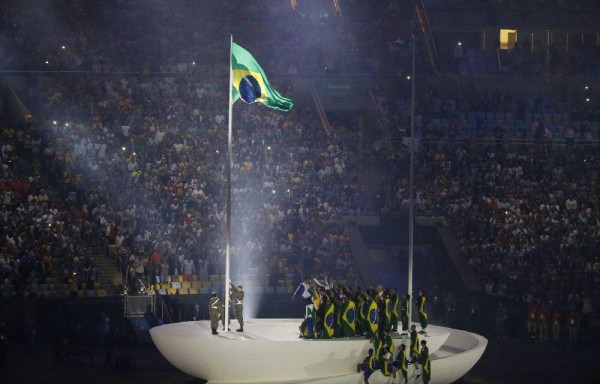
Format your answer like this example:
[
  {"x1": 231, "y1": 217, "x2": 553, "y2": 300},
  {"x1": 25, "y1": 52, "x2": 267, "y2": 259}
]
[
  {"x1": 225, "y1": 34, "x2": 233, "y2": 332},
  {"x1": 407, "y1": 32, "x2": 416, "y2": 324}
]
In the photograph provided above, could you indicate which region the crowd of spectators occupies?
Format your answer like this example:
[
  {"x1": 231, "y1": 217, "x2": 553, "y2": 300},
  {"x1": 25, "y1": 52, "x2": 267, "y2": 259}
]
[
  {"x1": 31, "y1": 69, "x2": 367, "y2": 293},
  {"x1": 2, "y1": 0, "x2": 404, "y2": 297},
  {"x1": 0, "y1": 118, "x2": 103, "y2": 299}
]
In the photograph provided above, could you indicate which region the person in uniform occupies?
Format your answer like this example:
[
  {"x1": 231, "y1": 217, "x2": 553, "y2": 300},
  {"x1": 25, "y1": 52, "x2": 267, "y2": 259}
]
[
  {"x1": 231, "y1": 283, "x2": 245, "y2": 332},
  {"x1": 400, "y1": 294, "x2": 410, "y2": 337},
  {"x1": 356, "y1": 348, "x2": 378, "y2": 384},
  {"x1": 419, "y1": 339, "x2": 431, "y2": 384},
  {"x1": 209, "y1": 292, "x2": 220, "y2": 335},
  {"x1": 393, "y1": 343, "x2": 410, "y2": 384},
  {"x1": 416, "y1": 290, "x2": 428, "y2": 334},
  {"x1": 410, "y1": 324, "x2": 420, "y2": 378},
  {"x1": 389, "y1": 288, "x2": 399, "y2": 332},
  {"x1": 380, "y1": 291, "x2": 392, "y2": 332},
  {"x1": 357, "y1": 292, "x2": 368, "y2": 337},
  {"x1": 374, "y1": 329, "x2": 394, "y2": 361},
  {"x1": 380, "y1": 345, "x2": 394, "y2": 377}
]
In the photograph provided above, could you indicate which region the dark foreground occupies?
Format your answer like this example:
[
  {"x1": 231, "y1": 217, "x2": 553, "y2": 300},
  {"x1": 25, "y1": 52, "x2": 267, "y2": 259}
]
[{"x1": 1, "y1": 336, "x2": 599, "y2": 384}]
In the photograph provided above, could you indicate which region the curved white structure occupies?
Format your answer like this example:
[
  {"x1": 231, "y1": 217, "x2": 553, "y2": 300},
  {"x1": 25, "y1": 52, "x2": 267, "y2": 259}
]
[{"x1": 150, "y1": 319, "x2": 486, "y2": 384}]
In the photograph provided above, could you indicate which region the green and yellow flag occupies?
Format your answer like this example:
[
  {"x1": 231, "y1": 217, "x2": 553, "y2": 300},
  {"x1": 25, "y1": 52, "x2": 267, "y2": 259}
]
[
  {"x1": 367, "y1": 299, "x2": 379, "y2": 338},
  {"x1": 341, "y1": 299, "x2": 356, "y2": 337},
  {"x1": 231, "y1": 42, "x2": 293, "y2": 111}
]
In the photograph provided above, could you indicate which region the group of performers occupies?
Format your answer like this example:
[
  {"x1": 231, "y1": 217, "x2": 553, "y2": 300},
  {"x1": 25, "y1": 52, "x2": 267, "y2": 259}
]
[
  {"x1": 292, "y1": 276, "x2": 431, "y2": 383},
  {"x1": 292, "y1": 276, "x2": 428, "y2": 339}
]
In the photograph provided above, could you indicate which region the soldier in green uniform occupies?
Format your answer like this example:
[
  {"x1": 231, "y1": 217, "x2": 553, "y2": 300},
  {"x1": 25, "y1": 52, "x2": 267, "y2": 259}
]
[
  {"x1": 230, "y1": 283, "x2": 244, "y2": 332},
  {"x1": 208, "y1": 292, "x2": 220, "y2": 335}
]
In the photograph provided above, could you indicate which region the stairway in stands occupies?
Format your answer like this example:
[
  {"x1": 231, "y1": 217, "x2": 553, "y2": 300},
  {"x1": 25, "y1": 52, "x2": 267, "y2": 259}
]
[{"x1": 92, "y1": 247, "x2": 123, "y2": 294}]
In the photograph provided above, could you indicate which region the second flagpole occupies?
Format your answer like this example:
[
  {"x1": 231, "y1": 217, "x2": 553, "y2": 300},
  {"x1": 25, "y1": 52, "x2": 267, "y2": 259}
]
[{"x1": 225, "y1": 33, "x2": 233, "y2": 332}]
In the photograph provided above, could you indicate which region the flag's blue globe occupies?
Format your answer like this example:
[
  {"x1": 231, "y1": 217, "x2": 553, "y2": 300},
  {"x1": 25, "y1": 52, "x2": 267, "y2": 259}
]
[
  {"x1": 369, "y1": 308, "x2": 378, "y2": 324},
  {"x1": 347, "y1": 308, "x2": 356, "y2": 324},
  {"x1": 326, "y1": 313, "x2": 335, "y2": 328},
  {"x1": 239, "y1": 75, "x2": 261, "y2": 103}
]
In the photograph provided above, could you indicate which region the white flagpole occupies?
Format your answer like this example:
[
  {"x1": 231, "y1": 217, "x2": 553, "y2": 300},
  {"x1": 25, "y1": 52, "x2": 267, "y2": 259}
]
[
  {"x1": 225, "y1": 34, "x2": 233, "y2": 332},
  {"x1": 407, "y1": 32, "x2": 416, "y2": 324}
]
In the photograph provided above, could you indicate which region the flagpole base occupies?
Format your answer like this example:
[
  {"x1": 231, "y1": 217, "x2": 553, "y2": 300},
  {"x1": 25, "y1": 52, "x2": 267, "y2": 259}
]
[{"x1": 150, "y1": 319, "x2": 486, "y2": 384}]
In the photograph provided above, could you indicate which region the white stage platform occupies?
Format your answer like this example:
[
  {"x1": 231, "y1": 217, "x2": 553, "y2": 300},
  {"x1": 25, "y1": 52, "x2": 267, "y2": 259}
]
[{"x1": 150, "y1": 319, "x2": 486, "y2": 384}]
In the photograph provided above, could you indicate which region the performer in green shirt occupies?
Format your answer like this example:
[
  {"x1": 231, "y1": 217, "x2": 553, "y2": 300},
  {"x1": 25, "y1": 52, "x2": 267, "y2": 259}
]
[
  {"x1": 410, "y1": 324, "x2": 421, "y2": 378},
  {"x1": 358, "y1": 292, "x2": 369, "y2": 337},
  {"x1": 420, "y1": 339, "x2": 431, "y2": 384},
  {"x1": 393, "y1": 343, "x2": 410, "y2": 384},
  {"x1": 380, "y1": 346, "x2": 394, "y2": 377},
  {"x1": 356, "y1": 348, "x2": 378, "y2": 384},
  {"x1": 400, "y1": 293, "x2": 410, "y2": 337},
  {"x1": 417, "y1": 290, "x2": 428, "y2": 334},
  {"x1": 389, "y1": 288, "x2": 399, "y2": 332},
  {"x1": 381, "y1": 292, "x2": 392, "y2": 332}
]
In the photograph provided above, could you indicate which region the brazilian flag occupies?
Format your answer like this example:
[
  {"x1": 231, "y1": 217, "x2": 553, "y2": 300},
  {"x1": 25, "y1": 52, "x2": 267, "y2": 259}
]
[
  {"x1": 341, "y1": 300, "x2": 356, "y2": 337},
  {"x1": 323, "y1": 302, "x2": 335, "y2": 339},
  {"x1": 231, "y1": 42, "x2": 294, "y2": 111},
  {"x1": 367, "y1": 299, "x2": 379, "y2": 338}
]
